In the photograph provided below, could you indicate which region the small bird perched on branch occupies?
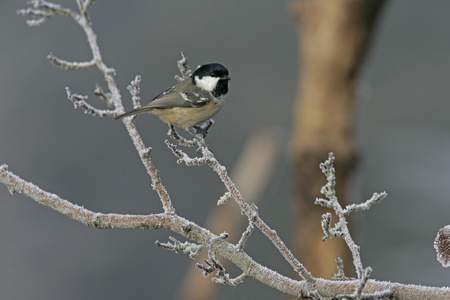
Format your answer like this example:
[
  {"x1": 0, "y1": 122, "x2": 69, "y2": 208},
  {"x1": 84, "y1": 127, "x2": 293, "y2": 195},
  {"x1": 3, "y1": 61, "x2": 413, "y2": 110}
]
[{"x1": 114, "y1": 63, "x2": 230, "y2": 135}]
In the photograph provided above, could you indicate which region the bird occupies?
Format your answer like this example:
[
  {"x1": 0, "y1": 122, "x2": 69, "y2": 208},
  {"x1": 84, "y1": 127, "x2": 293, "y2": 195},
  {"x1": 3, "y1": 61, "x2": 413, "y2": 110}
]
[{"x1": 114, "y1": 63, "x2": 230, "y2": 135}]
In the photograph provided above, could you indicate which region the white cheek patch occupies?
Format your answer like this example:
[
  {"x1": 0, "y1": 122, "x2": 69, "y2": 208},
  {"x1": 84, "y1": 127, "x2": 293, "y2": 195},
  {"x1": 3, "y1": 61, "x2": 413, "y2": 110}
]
[{"x1": 195, "y1": 75, "x2": 220, "y2": 92}]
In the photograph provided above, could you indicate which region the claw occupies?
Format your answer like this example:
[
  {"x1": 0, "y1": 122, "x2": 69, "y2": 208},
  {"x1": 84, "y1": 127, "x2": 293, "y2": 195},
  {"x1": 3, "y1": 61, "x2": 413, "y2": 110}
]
[{"x1": 193, "y1": 125, "x2": 208, "y2": 137}]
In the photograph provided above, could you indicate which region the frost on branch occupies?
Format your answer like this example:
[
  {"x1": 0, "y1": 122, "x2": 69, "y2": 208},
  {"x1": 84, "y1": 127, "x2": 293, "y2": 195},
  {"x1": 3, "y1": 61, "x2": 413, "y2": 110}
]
[
  {"x1": 66, "y1": 87, "x2": 116, "y2": 117},
  {"x1": 17, "y1": 0, "x2": 76, "y2": 26},
  {"x1": 236, "y1": 222, "x2": 254, "y2": 251},
  {"x1": 195, "y1": 251, "x2": 246, "y2": 286},
  {"x1": 315, "y1": 153, "x2": 392, "y2": 299},
  {"x1": 315, "y1": 152, "x2": 387, "y2": 278},
  {"x1": 167, "y1": 125, "x2": 197, "y2": 147},
  {"x1": 94, "y1": 84, "x2": 113, "y2": 107},
  {"x1": 155, "y1": 236, "x2": 203, "y2": 259},
  {"x1": 165, "y1": 140, "x2": 209, "y2": 166},
  {"x1": 127, "y1": 75, "x2": 142, "y2": 110},
  {"x1": 164, "y1": 123, "x2": 317, "y2": 292},
  {"x1": 175, "y1": 52, "x2": 192, "y2": 82},
  {"x1": 217, "y1": 191, "x2": 231, "y2": 206},
  {"x1": 48, "y1": 53, "x2": 96, "y2": 70},
  {"x1": 435, "y1": 225, "x2": 450, "y2": 268},
  {"x1": 331, "y1": 257, "x2": 349, "y2": 280}
]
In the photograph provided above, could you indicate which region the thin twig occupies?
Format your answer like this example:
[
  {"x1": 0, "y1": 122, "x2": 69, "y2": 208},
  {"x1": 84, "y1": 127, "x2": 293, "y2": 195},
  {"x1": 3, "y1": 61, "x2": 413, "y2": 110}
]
[
  {"x1": 175, "y1": 52, "x2": 192, "y2": 81},
  {"x1": 155, "y1": 236, "x2": 203, "y2": 259},
  {"x1": 48, "y1": 54, "x2": 96, "y2": 70},
  {"x1": 315, "y1": 153, "x2": 387, "y2": 279},
  {"x1": 66, "y1": 87, "x2": 116, "y2": 117},
  {"x1": 17, "y1": 0, "x2": 76, "y2": 26},
  {"x1": 217, "y1": 191, "x2": 232, "y2": 206},
  {"x1": 195, "y1": 251, "x2": 247, "y2": 286},
  {"x1": 236, "y1": 222, "x2": 254, "y2": 251},
  {"x1": 332, "y1": 257, "x2": 349, "y2": 280},
  {"x1": 127, "y1": 75, "x2": 142, "y2": 109},
  {"x1": 168, "y1": 125, "x2": 197, "y2": 147},
  {"x1": 93, "y1": 84, "x2": 113, "y2": 107},
  {"x1": 167, "y1": 142, "x2": 317, "y2": 289}
]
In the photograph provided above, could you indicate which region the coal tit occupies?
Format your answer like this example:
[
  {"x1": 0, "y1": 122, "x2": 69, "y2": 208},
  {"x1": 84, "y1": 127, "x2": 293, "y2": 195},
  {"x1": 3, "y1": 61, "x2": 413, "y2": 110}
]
[{"x1": 114, "y1": 63, "x2": 230, "y2": 133}]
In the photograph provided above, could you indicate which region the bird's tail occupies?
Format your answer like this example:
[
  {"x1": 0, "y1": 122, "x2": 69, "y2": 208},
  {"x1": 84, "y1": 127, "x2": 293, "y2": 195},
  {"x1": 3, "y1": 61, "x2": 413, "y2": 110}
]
[{"x1": 113, "y1": 107, "x2": 151, "y2": 120}]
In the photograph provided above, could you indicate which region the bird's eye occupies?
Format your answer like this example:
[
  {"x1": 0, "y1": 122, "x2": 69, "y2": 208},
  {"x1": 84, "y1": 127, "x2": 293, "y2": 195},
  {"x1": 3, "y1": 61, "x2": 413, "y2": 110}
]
[{"x1": 211, "y1": 72, "x2": 217, "y2": 77}]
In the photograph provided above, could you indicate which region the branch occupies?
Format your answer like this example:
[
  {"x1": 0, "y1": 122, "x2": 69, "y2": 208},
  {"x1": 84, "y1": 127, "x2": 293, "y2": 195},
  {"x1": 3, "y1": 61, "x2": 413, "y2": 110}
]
[
  {"x1": 165, "y1": 141, "x2": 317, "y2": 290},
  {"x1": 66, "y1": 87, "x2": 116, "y2": 117},
  {"x1": 236, "y1": 222, "x2": 254, "y2": 251},
  {"x1": 77, "y1": 0, "x2": 94, "y2": 16},
  {"x1": 217, "y1": 191, "x2": 232, "y2": 206},
  {"x1": 165, "y1": 140, "x2": 210, "y2": 166},
  {"x1": 17, "y1": 0, "x2": 76, "y2": 26},
  {"x1": 332, "y1": 257, "x2": 349, "y2": 281},
  {"x1": 168, "y1": 125, "x2": 197, "y2": 147},
  {"x1": 315, "y1": 153, "x2": 387, "y2": 280},
  {"x1": 177, "y1": 130, "x2": 281, "y2": 300},
  {"x1": 2, "y1": 160, "x2": 450, "y2": 298},
  {"x1": 93, "y1": 84, "x2": 113, "y2": 107},
  {"x1": 343, "y1": 192, "x2": 387, "y2": 217},
  {"x1": 156, "y1": 236, "x2": 203, "y2": 259},
  {"x1": 20, "y1": 0, "x2": 175, "y2": 214},
  {"x1": 0, "y1": 164, "x2": 166, "y2": 230},
  {"x1": 0, "y1": 164, "x2": 305, "y2": 296},
  {"x1": 175, "y1": 52, "x2": 192, "y2": 82},
  {"x1": 128, "y1": 75, "x2": 142, "y2": 109},
  {"x1": 195, "y1": 251, "x2": 247, "y2": 286},
  {"x1": 335, "y1": 267, "x2": 393, "y2": 300},
  {"x1": 47, "y1": 53, "x2": 96, "y2": 70}
]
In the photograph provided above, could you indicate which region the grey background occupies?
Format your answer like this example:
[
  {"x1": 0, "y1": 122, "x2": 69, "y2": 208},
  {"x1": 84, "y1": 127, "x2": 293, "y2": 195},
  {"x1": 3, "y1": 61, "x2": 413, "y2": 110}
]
[{"x1": 0, "y1": 1, "x2": 449, "y2": 299}]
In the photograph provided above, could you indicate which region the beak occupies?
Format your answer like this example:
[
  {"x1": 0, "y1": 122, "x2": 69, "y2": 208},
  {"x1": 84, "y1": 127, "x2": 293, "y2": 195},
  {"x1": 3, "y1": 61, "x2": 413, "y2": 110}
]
[{"x1": 222, "y1": 75, "x2": 231, "y2": 80}]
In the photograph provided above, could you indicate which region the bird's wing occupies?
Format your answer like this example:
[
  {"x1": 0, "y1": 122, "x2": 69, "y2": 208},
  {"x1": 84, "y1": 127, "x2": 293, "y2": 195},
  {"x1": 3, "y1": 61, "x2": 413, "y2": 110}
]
[
  {"x1": 145, "y1": 85, "x2": 214, "y2": 109},
  {"x1": 114, "y1": 80, "x2": 214, "y2": 120}
]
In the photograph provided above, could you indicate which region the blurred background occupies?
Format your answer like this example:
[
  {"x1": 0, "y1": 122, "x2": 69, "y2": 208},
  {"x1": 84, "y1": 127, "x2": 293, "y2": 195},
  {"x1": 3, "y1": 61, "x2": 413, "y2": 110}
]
[{"x1": 0, "y1": 1, "x2": 449, "y2": 299}]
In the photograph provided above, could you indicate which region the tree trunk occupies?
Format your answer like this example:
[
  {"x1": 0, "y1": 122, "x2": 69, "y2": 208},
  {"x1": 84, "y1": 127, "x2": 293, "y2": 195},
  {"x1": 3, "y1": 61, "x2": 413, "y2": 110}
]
[{"x1": 289, "y1": 0, "x2": 387, "y2": 278}]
